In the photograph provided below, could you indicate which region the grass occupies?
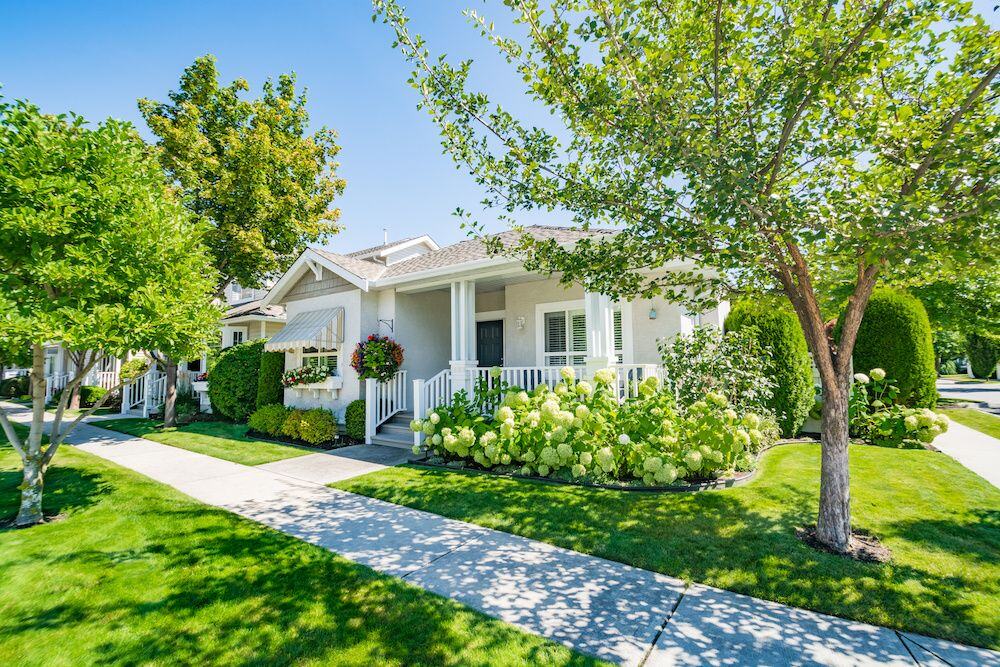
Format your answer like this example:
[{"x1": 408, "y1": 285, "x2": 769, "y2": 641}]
[
  {"x1": 335, "y1": 443, "x2": 1000, "y2": 650},
  {"x1": 940, "y1": 374, "x2": 994, "y2": 384},
  {"x1": 944, "y1": 409, "x2": 1000, "y2": 441},
  {"x1": 97, "y1": 418, "x2": 312, "y2": 466},
  {"x1": 0, "y1": 432, "x2": 602, "y2": 666}
]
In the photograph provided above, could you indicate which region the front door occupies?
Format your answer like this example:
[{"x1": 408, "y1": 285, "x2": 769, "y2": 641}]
[{"x1": 477, "y1": 320, "x2": 504, "y2": 367}]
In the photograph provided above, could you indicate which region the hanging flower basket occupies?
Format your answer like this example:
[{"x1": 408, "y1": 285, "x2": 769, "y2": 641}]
[{"x1": 351, "y1": 334, "x2": 404, "y2": 382}]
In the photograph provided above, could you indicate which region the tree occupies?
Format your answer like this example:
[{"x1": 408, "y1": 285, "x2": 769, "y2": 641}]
[
  {"x1": 139, "y1": 55, "x2": 346, "y2": 426},
  {"x1": 374, "y1": 0, "x2": 1000, "y2": 552},
  {"x1": 0, "y1": 99, "x2": 220, "y2": 526}
]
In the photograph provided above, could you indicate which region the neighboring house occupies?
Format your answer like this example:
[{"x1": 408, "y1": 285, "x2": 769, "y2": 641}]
[
  {"x1": 260, "y1": 226, "x2": 727, "y2": 446},
  {"x1": 3, "y1": 344, "x2": 123, "y2": 401},
  {"x1": 218, "y1": 282, "x2": 286, "y2": 350}
]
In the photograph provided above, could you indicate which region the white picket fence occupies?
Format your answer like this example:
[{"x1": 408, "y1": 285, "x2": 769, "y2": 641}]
[
  {"x1": 44, "y1": 373, "x2": 71, "y2": 401},
  {"x1": 364, "y1": 370, "x2": 408, "y2": 444}
]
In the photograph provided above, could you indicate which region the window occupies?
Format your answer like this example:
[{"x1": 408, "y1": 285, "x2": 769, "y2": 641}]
[
  {"x1": 302, "y1": 347, "x2": 339, "y2": 375},
  {"x1": 231, "y1": 330, "x2": 244, "y2": 346},
  {"x1": 542, "y1": 307, "x2": 625, "y2": 366}
]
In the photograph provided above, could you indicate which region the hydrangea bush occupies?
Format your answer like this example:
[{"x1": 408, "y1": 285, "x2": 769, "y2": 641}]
[
  {"x1": 850, "y1": 368, "x2": 949, "y2": 448},
  {"x1": 411, "y1": 366, "x2": 778, "y2": 486}
]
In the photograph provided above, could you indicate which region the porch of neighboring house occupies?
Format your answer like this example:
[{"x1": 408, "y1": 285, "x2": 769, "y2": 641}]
[{"x1": 362, "y1": 273, "x2": 724, "y2": 449}]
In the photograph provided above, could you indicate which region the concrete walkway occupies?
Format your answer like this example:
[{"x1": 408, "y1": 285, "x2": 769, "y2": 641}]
[
  {"x1": 256, "y1": 444, "x2": 409, "y2": 485},
  {"x1": 933, "y1": 419, "x2": 1000, "y2": 489},
  {"x1": 4, "y1": 406, "x2": 997, "y2": 666},
  {"x1": 937, "y1": 378, "x2": 1000, "y2": 411}
]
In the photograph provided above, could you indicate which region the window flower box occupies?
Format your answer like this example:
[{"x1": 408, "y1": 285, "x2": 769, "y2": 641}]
[
  {"x1": 191, "y1": 380, "x2": 209, "y2": 393},
  {"x1": 290, "y1": 375, "x2": 343, "y2": 398}
]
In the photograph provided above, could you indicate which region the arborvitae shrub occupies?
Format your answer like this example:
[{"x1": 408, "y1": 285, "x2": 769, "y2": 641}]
[
  {"x1": 256, "y1": 350, "x2": 285, "y2": 409},
  {"x1": 208, "y1": 339, "x2": 264, "y2": 421}
]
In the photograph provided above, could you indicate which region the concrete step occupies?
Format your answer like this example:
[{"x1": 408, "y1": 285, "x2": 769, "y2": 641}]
[
  {"x1": 387, "y1": 411, "x2": 414, "y2": 425},
  {"x1": 377, "y1": 422, "x2": 413, "y2": 438},
  {"x1": 369, "y1": 434, "x2": 413, "y2": 450}
]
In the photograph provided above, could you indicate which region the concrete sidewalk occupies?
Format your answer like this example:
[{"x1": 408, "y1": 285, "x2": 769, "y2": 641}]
[
  {"x1": 4, "y1": 405, "x2": 997, "y2": 666},
  {"x1": 934, "y1": 419, "x2": 1000, "y2": 489}
]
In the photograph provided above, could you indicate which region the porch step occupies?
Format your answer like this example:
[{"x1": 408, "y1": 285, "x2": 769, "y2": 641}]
[
  {"x1": 369, "y1": 432, "x2": 413, "y2": 449},
  {"x1": 387, "y1": 410, "x2": 415, "y2": 425},
  {"x1": 377, "y1": 422, "x2": 413, "y2": 438}
]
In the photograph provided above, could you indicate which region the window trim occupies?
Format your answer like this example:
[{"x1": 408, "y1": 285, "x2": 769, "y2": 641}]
[
  {"x1": 534, "y1": 299, "x2": 632, "y2": 366},
  {"x1": 298, "y1": 347, "x2": 341, "y2": 376}
]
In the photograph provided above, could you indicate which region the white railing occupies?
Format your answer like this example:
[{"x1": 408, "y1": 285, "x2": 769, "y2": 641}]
[
  {"x1": 612, "y1": 364, "x2": 661, "y2": 400},
  {"x1": 120, "y1": 369, "x2": 164, "y2": 418},
  {"x1": 95, "y1": 371, "x2": 118, "y2": 391},
  {"x1": 45, "y1": 373, "x2": 71, "y2": 401},
  {"x1": 412, "y1": 369, "x2": 452, "y2": 447},
  {"x1": 364, "y1": 370, "x2": 408, "y2": 444},
  {"x1": 472, "y1": 366, "x2": 571, "y2": 394}
]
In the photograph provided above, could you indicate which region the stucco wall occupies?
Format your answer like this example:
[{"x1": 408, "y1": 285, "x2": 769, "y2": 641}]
[
  {"x1": 503, "y1": 278, "x2": 585, "y2": 366},
  {"x1": 629, "y1": 297, "x2": 686, "y2": 364},
  {"x1": 395, "y1": 289, "x2": 451, "y2": 381},
  {"x1": 280, "y1": 289, "x2": 363, "y2": 419},
  {"x1": 476, "y1": 289, "x2": 505, "y2": 313}
]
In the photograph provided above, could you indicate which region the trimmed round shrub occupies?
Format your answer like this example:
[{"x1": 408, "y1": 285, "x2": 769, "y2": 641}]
[
  {"x1": 256, "y1": 350, "x2": 285, "y2": 409},
  {"x1": 248, "y1": 404, "x2": 290, "y2": 436},
  {"x1": 208, "y1": 339, "x2": 265, "y2": 422},
  {"x1": 345, "y1": 399, "x2": 366, "y2": 441},
  {"x1": 966, "y1": 332, "x2": 1000, "y2": 379},
  {"x1": 297, "y1": 408, "x2": 337, "y2": 445},
  {"x1": 281, "y1": 409, "x2": 305, "y2": 441},
  {"x1": 0, "y1": 375, "x2": 29, "y2": 398},
  {"x1": 847, "y1": 289, "x2": 936, "y2": 408},
  {"x1": 725, "y1": 301, "x2": 813, "y2": 436},
  {"x1": 52, "y1": 385, "x2": 107, "y2": 407}
]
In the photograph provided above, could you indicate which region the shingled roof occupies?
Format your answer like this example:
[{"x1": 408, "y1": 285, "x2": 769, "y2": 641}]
[
  {"x1": 312, "y1": 225, "x2": 608, "y2": 284},
  {"x1": 223, "y1": 299, "x2": 285, "y2": 320}
]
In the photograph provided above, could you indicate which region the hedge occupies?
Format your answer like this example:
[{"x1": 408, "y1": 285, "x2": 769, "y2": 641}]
[
  {"x1": 208, "y1": 339, "x2": 264, "y2": 422},
  {"x1": 0, "y1": 375, "x2": 29, "y2": 398},
  {"x1": 256, "y1": 351, "x2": 285, "y2": 409},
  {"x1": 966, "y1": 332, "x2": 1000, "y2": 379},
  {"x1": 725, "y1": 301, "x2": 813, "y2": 436},
  {"x1": 345, "y1": 399, "x2": 366, "y2": 441},
  {"x1": 248, "y1": 404, "x2": 291, "y2": 435},
  {"x1": 849, "y1": 289, "x2": 936, "y2": 408}
]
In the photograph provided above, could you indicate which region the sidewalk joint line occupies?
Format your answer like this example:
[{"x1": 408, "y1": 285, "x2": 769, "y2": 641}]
[{"x1": 637, "y1": 584, "x2": 689, "y2": 667}]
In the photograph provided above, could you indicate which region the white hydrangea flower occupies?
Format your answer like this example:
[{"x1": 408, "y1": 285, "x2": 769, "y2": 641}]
[
  {"x1": 540, "y1": 446, "x2": 560, "y2": 466},
  {"x1": 560, "y1": 366, "x2": 576, "y2": 382},
  {"x1": 411, "y1": 445, "x2": 421, "y2": 455},
  {"x1": 575, "y1": 404, "x2": 590, "y2": 420},
  {"x1": 643, "y1": 456, "x2": 663, "y2": 473},
  {"x1": 595, "y1": 447, "x2": 615, "y2": 472},
  {"x1": 501, "y1": 453, "x2": 511, "y2": 465},
  {"x1": 593, "y1": 368, "x2": 617, "y2": 385},
  {"x1": 684, "y1": 449, "x2": 703, "y2": 471},
  {"x1": 743, "y1": 413, "x2": 761, "y2": 429},
  {"x1": 422, "y1": 422, "x2": 436, "y2": 436},
  {"x1": 618, "y1": 433, "x2": 631, "y2": 445},
  {"x1": 904, "y1": 414, "x2": 919, "y2": 431},
  {"x1": 430, "y1": 412, "x2": 441, "y2": 424},
  {"x1": 654, "y1": 464, "x2": 677, "y2": 484},
  {"x1": 489, "y1": 366, "x2": 503, "y2": 379},
  {"x1": 537, "y1": 464, "x2": 550, "y2": 476},
  {"x1": 410, "y1": 419, "x2": 423, "y2": 432},
  {"x1": 579, "y1": 451, "x2": 593, "y2": 465},
  {"x1": 571, "y1": 463, "x2": 586, "y2": 478},
  {"x1": 497, "y1": 405, "x2": 515, "y2": 422},
  {"x1": 431, "y1": 434, "x2": 442, "y2": 446},
  {"x1": 854, "y1": 373, "x2": 870, "y2": 385},
  {"x1": 519, "y1": 466, "x2": 532, "y2": 476},
  {"x1": 556, "y1": 442, "x2": 573, "y2": 459},
  {"x1": 870, "y1": 368, "x2": 886, "y2": 381}
]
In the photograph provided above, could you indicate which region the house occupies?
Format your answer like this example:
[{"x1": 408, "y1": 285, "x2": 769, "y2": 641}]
[{"x1": 260, "y1": 226, "x2": 727, "y2": 447}]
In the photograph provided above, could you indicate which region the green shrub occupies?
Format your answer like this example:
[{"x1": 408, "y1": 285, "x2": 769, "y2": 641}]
[
  {"x1": 248, "y1": 404, "x2": 291, "y2": 436},
  {"x1": 847, "y1": 289, "x2": 936, "y2": 408},
  {"x1": 256, "y1": 351, "x2": 285, "y2": 409},
  {"x1": 0, "y1": 375, "x2": 29, "y2": 398},
  {"x1": 119, "y1": 358, "x2": 149, "y2": 382},
  {"x1": 208, "y1": 339, "x2": 264, "y2": 422},
  {"x1": 297, "y1": 408, "x2": 337, "y2": 445},
  {"x1": 52, "y1": 384, "x2": 108, "y2": 407},
  {"x1": 966, "y1": 332, "x2": 1000, "y2": 379},
  {"x1": 939, "y1": 359, "x2": 958, "y2": 375},
  {"x1": 725, "y1": 301, "x2": 813, "y2": 436},
  {"x1": 345, "y1": 399, "x2": 366, "y2": 441},
  {"x1": 281, "y1": 409, "x2": 305, "y2": 441}
]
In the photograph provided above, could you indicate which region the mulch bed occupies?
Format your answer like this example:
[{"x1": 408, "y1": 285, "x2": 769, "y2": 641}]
[{"x1": 796, "y1": 525, "x2": 892, "y2": 563}]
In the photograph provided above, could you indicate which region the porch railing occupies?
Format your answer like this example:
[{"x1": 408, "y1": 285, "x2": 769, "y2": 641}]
[
  {"x1": 411, "y1": 369, "x2": 452, "y2": 447},
  {"x1": 472, "y1": 366, "x2": 569, "y2": 394},
  {"x1": 613, "y1": 364, "x2": 661, "y2": 400},
  {"x1": 364, "y1": 370, "x2": 408, "y2": 444},
  {"x1": 44, "y1": 374, "x2": 71, "y2": 401},
  {"x1": 120, "y1": 369, "x2": 164, "y2": 418}
]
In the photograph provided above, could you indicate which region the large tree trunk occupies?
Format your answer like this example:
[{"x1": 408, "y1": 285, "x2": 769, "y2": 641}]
[
  {"x1": 17, "y1": 345, "x2": 49, "y2": 527},
  {"x1": 816, "y1": 371, "x2": 852, "y2": 549},
  {"x1": 163, "y1": 360, "x2": 178, "y2": 427}
]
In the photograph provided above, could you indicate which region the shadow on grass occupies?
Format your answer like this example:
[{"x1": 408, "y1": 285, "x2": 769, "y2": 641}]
[
  {"x1": 340, "y1": 459, "x2": 1000, "y2": 650},
  {"x1": 0, "y1": 453, "x2": 599, "y2": 665},
  {"x1": 0, "y1": 461, "x2": 110, "y2": 527}
]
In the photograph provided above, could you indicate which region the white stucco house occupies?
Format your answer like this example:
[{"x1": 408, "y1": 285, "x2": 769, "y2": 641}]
[{"x1": 257, "y1": 226, "x2": 727, "y2": 446}]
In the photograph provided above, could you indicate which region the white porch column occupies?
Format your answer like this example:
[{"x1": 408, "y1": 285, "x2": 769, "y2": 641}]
[
  {"x1": 450, "y1": 280, "x2": 478, "y2": 395},
  {"x1": 584, "y1": 291, "x2": 616, "y2": 378}
]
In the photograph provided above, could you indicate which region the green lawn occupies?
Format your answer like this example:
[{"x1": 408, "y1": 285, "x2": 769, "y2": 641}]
[
  {"x1": 97, "y1": 418, "x2": 311, "y2": 466},
  {"x1": 335, "y1": 443, "x2": 1000, "y2": 650},
  {"x1": 944, "y1": 409, "x2": 1000, "y2": 441},
  {"x1": 0, "y1": 433, "x2": 601, "y2": 666},
  {"x1": 940, "y1": 374, "x2": 993, "y2": 384}
]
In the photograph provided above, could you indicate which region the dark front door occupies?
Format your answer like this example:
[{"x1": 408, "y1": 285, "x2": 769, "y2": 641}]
[{"x1": 477, "y1": 320, "x2": 504, "y2": 367}]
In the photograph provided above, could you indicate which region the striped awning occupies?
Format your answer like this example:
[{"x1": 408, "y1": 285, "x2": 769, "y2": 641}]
[{"x1": 265, "y1": 307, "x2": 344, "y2": 352}]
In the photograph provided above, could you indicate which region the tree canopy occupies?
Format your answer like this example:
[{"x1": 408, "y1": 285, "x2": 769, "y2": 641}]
[
  {"x1": 0, "y1": 98, "x2": 220, "y2": 525},
  {"x1": 139, "y1": 55, "x2": 346, "y2": 294},
  {"x1": 375, "y1": 0, "x2": 999, "y2": 552}
]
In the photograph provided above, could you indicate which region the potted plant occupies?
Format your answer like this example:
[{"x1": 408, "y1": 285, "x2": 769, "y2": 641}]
[{"x1": 351, "y1": 334, "x2": 404, "y2": 382}]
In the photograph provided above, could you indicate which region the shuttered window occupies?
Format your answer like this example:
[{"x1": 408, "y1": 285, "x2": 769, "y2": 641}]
[{"x1": 542, "y1": 307, "x2": 623, "y2": 366}]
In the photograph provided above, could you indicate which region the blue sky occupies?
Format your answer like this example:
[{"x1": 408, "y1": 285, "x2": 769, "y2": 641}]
[{"x1": 2, "y1": 1, "x2": 997, "y2": 253}]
